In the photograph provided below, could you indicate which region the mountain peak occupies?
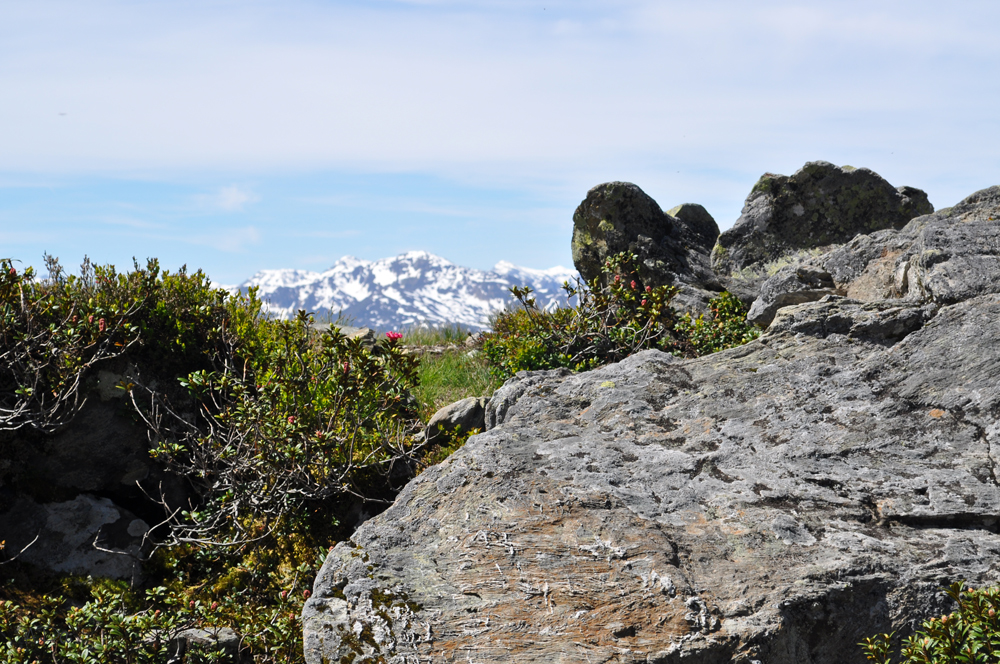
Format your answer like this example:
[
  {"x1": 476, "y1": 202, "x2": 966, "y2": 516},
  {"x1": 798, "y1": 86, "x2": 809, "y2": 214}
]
[{"x1": 240, "y1": 252, "x2": 578, "y2": 331}]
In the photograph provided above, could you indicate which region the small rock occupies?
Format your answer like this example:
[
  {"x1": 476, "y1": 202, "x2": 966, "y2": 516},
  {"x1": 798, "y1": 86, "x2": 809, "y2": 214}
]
[
  {"x1": 424, "y1": 397, "x2": 487, "y2": 445},
  {"x1": 168, "y1": 628, "x2": 240, "y2": 663}
]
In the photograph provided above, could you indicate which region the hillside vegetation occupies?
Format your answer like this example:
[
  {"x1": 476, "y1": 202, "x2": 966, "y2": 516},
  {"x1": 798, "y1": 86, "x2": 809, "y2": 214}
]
[{"x1": 1, "y1": 252, "x2": 760, "y2": 662}]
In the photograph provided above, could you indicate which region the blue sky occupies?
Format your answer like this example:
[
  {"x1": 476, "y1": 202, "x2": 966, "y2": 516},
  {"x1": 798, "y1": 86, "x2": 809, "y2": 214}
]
[{"x1": 2, "y1": 0, "x2": 998, "y2": 284}]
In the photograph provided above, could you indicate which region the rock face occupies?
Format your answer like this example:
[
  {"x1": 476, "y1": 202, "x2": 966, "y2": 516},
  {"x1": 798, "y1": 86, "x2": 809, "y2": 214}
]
[
  {"x1": 0, "y1": 366, "x2": 190, "y2": 578},
  {"x1": 748, "y1": 185, "x2": 1000, "y2": 326},
  {"x1": 305, "y1": 186, "x2": 1000, "y2": 664},
  {"x1": 0, "y1": 493, "x2": 149, "y2": 582},
  {"x1": 571, "y1": 182, "x2": 723, "y2": 314},
  {"x1": 712, "y1": 162, "x2": 933, "y2": 286}
]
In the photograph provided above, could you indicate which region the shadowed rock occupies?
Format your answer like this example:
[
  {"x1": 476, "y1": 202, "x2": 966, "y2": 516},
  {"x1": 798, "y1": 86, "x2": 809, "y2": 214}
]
[{"x1": 571, "y1": 182, "x2": 722, "y2": 314}]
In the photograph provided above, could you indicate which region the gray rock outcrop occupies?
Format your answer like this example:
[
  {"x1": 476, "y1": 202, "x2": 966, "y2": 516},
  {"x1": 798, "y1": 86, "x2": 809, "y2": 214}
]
[
  {"x1": 571, "y1": 182, "x2": 723, "y2": 314},
  {"x1": 305, "y1": 185, "x2": 1000, "y2": 664},
  {"x1": 713, "y1": 162, "x2": 933, "y2": 300},
  {"x1": 748, "y1": 184, "x2": 1000, "y2": 326}
]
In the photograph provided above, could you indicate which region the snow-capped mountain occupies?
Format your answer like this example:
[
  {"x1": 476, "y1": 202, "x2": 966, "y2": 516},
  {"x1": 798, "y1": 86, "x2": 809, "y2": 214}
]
[{"x1": 238, "y1": 251, "x2": 579, "y2": 331}]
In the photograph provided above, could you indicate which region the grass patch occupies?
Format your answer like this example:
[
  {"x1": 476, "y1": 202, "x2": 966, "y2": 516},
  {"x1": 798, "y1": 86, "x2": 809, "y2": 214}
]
[
  {"x1": 412, "y1": 350, "x2": 501, "y2": 421},
  {"x1": 402, "y1": 323, "x2": 475, "y2": 347}
]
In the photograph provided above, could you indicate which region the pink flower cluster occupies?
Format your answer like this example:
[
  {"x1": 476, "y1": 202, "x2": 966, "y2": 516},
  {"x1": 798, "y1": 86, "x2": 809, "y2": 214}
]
[{"x1": 385, "y1": 331, "x2": 403, "y2": 341}]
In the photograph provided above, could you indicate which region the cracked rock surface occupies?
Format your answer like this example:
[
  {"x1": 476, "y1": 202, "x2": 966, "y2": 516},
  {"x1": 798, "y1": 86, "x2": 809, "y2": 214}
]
[
  {"x1": 748, "y1": 184, "x2": 1000, "y2": 326},
  {"x1": 305, "y1": 281, "x2": 1000, "y2": 662}
]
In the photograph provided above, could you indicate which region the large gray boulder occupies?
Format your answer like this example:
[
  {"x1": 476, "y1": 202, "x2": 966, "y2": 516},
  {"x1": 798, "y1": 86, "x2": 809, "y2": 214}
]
[
  {"x1": 571, "y1": 182, "x2": 723, "y2": 314},
  {"x1": 713, "y1": 162, "x2": 933, "y2": 295},
  {"x1": 748, "y1": 185, "x2": 1000, "y2": 326},
  {"x1": 304, "y1": 185, "x2": 1000, "y2": 664},
  {"x1": 304, "y1": 293, "x2": 1000, "y2": 663}
]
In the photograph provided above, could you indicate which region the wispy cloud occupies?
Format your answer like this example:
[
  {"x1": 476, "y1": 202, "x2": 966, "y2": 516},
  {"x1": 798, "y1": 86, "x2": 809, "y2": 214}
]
[{"x1": 198, "y1": 186, "x2": 260, "y2": 212}]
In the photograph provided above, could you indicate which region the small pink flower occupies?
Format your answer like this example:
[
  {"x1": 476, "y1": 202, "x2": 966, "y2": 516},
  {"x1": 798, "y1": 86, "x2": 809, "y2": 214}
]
[
  {"x1": 614, "y1": 275, "x2": 620, "y2": 282},
  {"x1": 189, "y1": 600, "x2": 196, "y2": 609},
  {"x1": 630, "y1": 281, "x2": 636, "y2": 289},
  {"x1": 281, "y1": 590, "x2": 289, "y2": 600},
  {"x1": 645, "y1": 285, "x2": 652, "y2": 293},
  {"x1": 343, "y1": 361, "x2": 350, "y2": 374},
  {"x1": 211, "y1": 601, "x2": 219, "y2": 611},
  {"x1": 9, "y1": 268, "x2": 15, "y2": 276},
  {"x1": 98, "y1": 318, "x2": 106, "y2": 332},
  {"x1": 385, "y1": 331, "x2": 403, "y2": 341},
  {"x1": 287, "y1": 416, "x2": 296, "y2": 424},
  {"x1": 641, "y1": 299, "x2": 647, "y2": 306},
  {"x1": 303, "y1": 589, "x2": 311, "y2": 599},
  {"x1": 88, "y1": 315, "x2": 93, "y2": 323}
]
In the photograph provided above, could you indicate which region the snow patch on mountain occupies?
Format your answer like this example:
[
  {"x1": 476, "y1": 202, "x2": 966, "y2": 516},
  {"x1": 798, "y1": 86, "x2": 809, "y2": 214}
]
[{"x1": 238, "y1": 251, "x2": 579, "y2": 331}]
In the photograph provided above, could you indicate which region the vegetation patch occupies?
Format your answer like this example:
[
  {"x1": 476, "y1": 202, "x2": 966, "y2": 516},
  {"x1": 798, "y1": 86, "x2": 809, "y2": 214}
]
[
  {"x1": 481, "y1": 251, "x2": 761, "y2": 379},
  {"x1": 0, "y1": 255, "x2": 425, "y2": 663},
  {"x1": 862, "y1": 581, "x2": 1000, "y2": 663}
]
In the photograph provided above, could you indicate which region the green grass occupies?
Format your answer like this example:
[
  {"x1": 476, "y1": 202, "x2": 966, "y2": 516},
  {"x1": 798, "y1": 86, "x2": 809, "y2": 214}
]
[
  {"x1": 402, "y1": 323, "x2": 475, "y2": 347},
  {"x1": 412, "y1": 350, "x2": 501, "y2": 421}
]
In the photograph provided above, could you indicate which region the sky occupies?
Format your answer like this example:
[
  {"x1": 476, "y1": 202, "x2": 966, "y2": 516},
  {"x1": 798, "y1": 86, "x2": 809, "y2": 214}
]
[{"x1": 2, "y1": 0, "x2": 998, "y2": 285}]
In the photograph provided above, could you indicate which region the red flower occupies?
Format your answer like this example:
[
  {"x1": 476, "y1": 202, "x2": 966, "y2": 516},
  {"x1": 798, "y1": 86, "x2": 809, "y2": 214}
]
[{"x1": 385, "y1": 331, "x2": 403, "y2": 341}]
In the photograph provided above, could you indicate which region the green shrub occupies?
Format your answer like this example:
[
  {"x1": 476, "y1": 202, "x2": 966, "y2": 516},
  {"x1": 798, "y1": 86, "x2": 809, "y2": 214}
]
[
  {"x1": 0, "y1": 569, "x2": 310, "y2": 663},
  {"x1": 861, "y1": 582, "x2": 1000, "y2": 663},
  {"x1": 674, "y1": 291, "x2": 760, "y2": 355},
  {"x1": 1, "y1": 256, "x2": 426, "y2": 662},
  {"x1": 482, "y1": 252, "x2": 687, "y2": 377},
  {"x1": 481, "y1": 252, "x2": 762, "y2": 379},
  {"x1": 139, "y1": 315, "x2": 420, "y2": 546}
]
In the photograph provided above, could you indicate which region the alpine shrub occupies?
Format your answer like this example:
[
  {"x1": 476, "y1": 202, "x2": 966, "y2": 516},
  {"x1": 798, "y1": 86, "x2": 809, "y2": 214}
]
[
  {"x1": 861, "y1": 582, "x2": 1000, "y2": 663},
  {"x1": 483, "y1": 252, "x2": 687, "y2": 377},
  {"x1": 674, "y1": 291, "x2": 760, "y2": 355}
]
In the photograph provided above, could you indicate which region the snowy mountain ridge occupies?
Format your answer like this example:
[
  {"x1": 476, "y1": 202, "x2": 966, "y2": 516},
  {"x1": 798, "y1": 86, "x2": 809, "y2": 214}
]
[{"x1": 237, "y1": 251, "x2": 579, "y2": 331}]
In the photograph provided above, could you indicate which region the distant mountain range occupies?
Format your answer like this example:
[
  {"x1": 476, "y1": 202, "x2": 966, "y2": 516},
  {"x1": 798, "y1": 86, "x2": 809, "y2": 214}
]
[{"x1": 235, "y1": 251, "x2": 579, "y2": 331}]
